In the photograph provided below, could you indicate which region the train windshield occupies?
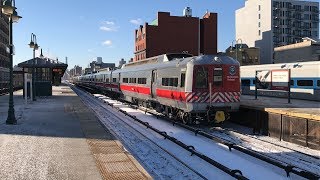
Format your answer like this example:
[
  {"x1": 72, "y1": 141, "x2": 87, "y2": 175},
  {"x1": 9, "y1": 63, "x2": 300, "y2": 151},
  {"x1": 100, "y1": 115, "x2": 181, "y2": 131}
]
[{"x1": 195, "y1": 67, "x2": 208, "y2": 89}]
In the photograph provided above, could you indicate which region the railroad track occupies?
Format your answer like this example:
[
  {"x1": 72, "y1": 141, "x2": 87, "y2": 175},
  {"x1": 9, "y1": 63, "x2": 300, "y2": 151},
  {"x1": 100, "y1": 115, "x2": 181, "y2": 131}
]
[
  {"x1": 72, "y1": 85, "x2": 249, "y2": 179},
  {"x1": 72, "y1": 84, "x2": 320, "y2": 179},
  {"x1": 139, "y1": 107, "x2": 320, "y2": 180}
]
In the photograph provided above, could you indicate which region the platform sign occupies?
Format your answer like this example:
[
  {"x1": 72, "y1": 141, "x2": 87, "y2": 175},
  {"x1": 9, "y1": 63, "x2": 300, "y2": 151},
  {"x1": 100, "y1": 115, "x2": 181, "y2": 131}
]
[
  {"x1": 255, "y1": 70, "x2": 271, "y2": 90},
  {"x1": 271, "y1": 70, "x2": 290, "y2": 91},
  {"x1": 255, "y1": 69, "x2": 291, "y2": 103}
]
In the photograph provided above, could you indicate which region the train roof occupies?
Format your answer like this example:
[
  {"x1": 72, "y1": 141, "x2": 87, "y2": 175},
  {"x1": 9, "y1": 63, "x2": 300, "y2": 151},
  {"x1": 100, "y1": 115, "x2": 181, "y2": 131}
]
[
  {"x1": 79, "y1": 54, "x2": 240, "y2": 77},
  {"x1": 115, "y1": 54, "x2": 239, "y2": 73},
  {"x1": 241, "y1": 61, "x2": 320, "y2": 70}
]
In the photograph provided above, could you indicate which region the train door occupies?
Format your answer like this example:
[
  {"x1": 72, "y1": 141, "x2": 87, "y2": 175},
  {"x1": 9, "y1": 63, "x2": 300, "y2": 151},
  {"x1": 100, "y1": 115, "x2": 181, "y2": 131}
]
[
  {"x1": 118, "y1": 73, "x2": 121, "y2": 91},
  {"x1": 151, "y1": 70, "x2": 157, "y2": 98},
  {"x1": 213, "y1": 67, "x2": 223, "y2": 92}
]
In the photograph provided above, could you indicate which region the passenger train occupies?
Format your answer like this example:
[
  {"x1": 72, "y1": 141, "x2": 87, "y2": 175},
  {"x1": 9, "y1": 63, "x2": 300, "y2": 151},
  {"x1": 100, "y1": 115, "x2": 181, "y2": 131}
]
[
  {"x1": 240, "y1": 61, "x2": 320, "y2": 101},
  {"x1": 73, "y1": 54, "x2": 241, "y2": 124}
]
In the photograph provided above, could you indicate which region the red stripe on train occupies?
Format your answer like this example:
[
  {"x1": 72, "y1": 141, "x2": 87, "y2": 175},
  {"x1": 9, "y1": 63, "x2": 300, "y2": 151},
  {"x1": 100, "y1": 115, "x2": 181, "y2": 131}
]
[
  {"x1": 156, "y1": 88, "x2": 186, "y2": 101},
  {"x1": 120, "y1": 84, "x2": 150, "y2": 95}
]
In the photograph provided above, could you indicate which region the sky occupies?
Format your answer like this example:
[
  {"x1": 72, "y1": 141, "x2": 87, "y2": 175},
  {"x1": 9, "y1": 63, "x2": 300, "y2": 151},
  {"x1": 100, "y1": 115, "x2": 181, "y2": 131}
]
[{"x1": 13, "y1": 0, "x2": 246, "y2": 69}]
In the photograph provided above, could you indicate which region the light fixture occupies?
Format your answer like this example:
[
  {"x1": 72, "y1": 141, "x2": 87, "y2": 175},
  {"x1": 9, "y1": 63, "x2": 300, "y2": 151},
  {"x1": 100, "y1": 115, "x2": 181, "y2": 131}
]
[{"x1": 1, "y1": 0, "x2": 15, "y2": 15}]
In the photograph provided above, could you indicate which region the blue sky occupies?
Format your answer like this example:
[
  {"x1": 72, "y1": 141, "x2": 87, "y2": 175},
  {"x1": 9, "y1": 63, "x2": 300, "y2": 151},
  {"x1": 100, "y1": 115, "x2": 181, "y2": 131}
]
[{"x1": 13, "y1": 0, "x2": 245, "y2": 69}]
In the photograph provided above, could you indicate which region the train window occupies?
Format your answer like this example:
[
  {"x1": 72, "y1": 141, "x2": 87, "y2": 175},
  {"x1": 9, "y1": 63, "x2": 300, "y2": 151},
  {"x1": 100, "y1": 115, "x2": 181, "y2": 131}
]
[
  {"x1": 180, "y1": 72, "x2": 186, "y2": 87},
  {"x1": 162, "y1": 78, "x2": 168, "y2": 86},
  {"x1": 129, "y1": 78, "x2": 136, "y2": 83},
  {"x1": 213, "y1": 68, "x2": 223, "y2": 86},
  {"x1": 241, "y1": 79, "x2": 251, "y2": 86},
  {"x1": 138, "y1": 78, "x2": 147, "y2": 84},
  {"x1": 317, "y1": 80, "x2": 320, "y2": 87},
  {"x1": 123, "y1": 78, "x2": 128, "y2": 83},
  {"x1": 290, "y1": 80, "x2": 294, "y2": 86},
  {"x1": 173, "y1": 78, "x2": 178, "y2": 87},
  {"x1": 162, "y1": 78, "x2": 178, "y2": 87},
  {"x1": 113, "y1": 78, "x2": 117, "y2": 83},
  {"x1": 106, "y1": 78, "x2": 109, "y2": 83},
  {"x1": 297, "y1": 80, "x2": 313, "y2": 86},
  {"x1": 195, "y1": 67, "x2": 208, "y2": 88}
]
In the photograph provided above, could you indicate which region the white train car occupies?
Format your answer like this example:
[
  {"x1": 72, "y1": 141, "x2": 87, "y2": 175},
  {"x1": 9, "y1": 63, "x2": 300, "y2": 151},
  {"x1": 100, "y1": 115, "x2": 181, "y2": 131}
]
[{"x1": 240, "y1": 61, "x2": 320, "y2": 101}]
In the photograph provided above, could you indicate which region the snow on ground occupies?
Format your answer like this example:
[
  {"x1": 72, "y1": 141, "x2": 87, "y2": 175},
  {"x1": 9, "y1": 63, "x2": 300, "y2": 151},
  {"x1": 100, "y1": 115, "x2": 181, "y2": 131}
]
[
  {"x1": 77, "y1": 91, "x2": 308, "y2": 180},
  {"x1": 205, "y1": 122, "x2": 320, "y2": 175},
  {"x1": 76, "y1": 90, "x2": 218, "y2": 179}
]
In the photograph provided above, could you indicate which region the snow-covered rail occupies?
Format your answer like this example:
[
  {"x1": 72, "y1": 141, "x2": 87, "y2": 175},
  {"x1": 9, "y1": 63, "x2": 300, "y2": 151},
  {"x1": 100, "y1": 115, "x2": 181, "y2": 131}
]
[{"x1": 71, "y1": 84, "x2": 320, "y2": 179}]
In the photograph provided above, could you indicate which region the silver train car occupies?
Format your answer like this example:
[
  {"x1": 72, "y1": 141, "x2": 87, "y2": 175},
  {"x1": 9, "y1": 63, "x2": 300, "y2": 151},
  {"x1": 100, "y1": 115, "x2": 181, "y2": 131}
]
[{"x1": 74, "y1": 54, "x2": 241, "y2": 124}]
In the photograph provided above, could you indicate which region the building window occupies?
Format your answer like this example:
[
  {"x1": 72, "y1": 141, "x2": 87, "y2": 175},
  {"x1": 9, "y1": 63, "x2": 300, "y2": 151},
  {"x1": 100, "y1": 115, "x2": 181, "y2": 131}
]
[
  {"x1": 258, "y1": 22, "x2": 260, "y2": 27},
  {"x1": 258, "y1": 5, "x2": 261, "y2": 11},
  {"x1": 258, "y1": 14, "x2": 261, "y2": 19},
  {"x1": 258, "y1": 30, "x2": 261, "y2": 36}
]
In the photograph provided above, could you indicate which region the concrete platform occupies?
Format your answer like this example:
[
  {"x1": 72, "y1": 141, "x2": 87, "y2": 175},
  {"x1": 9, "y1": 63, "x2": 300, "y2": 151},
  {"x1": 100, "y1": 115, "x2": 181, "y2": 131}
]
[
  {"x1": 0, "y1": 85, "x2": 151, "y2": 180},
  {"x1": 241, "y1": 95, "x2": 320, "y2": 121},
  {"x1": 236, "y1": 95, "x2": 320, "y2": 150}
]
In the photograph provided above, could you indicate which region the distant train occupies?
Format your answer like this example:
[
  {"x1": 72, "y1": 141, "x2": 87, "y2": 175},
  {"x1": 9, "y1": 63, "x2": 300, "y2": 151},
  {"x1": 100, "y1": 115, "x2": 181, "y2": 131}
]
[
  {"x1": 73, "y1": 54, "x2": 241, "y2": 124},
  {"x1": 240, "y1": 61, "x2": 320, "y2": 101}
]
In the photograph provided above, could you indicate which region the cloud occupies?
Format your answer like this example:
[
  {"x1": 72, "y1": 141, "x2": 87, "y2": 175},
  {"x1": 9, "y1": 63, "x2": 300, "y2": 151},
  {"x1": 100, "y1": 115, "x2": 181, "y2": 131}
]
[
  {"x1": 100, "y1": 26, "x2": 115, "y2": 32},
  {"x1": 103, "y1": 21, "x2": 114, "y2": 25},
  {"x1": 130, "y1": 18, "x2": 142, "y2": 25},
  {"x1": 102, "y1": 40, "x2": 112, "y2": 46},
  {"x1": 100, "y1": 20, "x2": 118, "y2": 32}
]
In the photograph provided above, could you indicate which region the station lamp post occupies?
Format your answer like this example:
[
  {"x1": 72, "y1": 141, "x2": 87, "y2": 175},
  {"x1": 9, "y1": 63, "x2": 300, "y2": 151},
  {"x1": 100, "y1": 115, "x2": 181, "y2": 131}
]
[
  {"x1": 2, "y1": 0, "x2": 22, "y2": 124},
  {"x1": 28, "y1": 33, "x2": 39, "y2": 101},
  {"x1": 231, "y1": 39, "x2": 243, "y2": 62}
]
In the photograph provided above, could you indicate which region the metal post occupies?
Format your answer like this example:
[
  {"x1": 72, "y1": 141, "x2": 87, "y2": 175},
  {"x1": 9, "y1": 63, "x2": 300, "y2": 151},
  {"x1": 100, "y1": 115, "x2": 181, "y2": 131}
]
[
  {"x1": 255, "y1": 70, "x2": 258, "y2": 100},
  {"x1": 235, "y1": 45, "x2": 238, "y2": 62},
  {"x1": 6, "y1": 15, "x2": 16, "y2": 124},
  {"x1": 288, "y1": 69, "x2": 291, "y2": 103},
  {"x1": 209, "y1": 82, "x2": 212, "y2": 107},
  {"x1": 32, "y1": 46, "x2": 36, "y2": 101},
  {"x1": 24, "y1": 73, "x2": 27, "y2": 104}
]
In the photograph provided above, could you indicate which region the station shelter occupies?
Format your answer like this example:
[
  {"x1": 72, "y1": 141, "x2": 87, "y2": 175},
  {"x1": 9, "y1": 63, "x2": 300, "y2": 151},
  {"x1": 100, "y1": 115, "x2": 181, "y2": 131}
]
[{"x1": 18, "y1": 56, "x2": 68, "y2": 96}]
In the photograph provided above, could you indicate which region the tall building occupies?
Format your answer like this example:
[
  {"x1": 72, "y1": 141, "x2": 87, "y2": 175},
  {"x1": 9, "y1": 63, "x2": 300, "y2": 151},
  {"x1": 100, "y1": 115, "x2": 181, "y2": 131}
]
[
  {"x1": 225, "y1": 44, "x2": 260, "y2": 65},
  {"x1": 274, "y1": 37, "x2": 320, "y2": 63},
  {"x1": 0, "y1": 8, "x2": 9, "y2": 92},
  {"x1": 97, "y1": 57, "x2": 103, "y2": 64},
  {"x1": 118, "y1": 58, "x2": 126, "y2": 68},
  {"x1": 69, "y1": 65, "x2": 82, "y2": 77},
  {"x1": 89, "y1": 60, "x2": 115, "y2": 73},
  {"x1": 134, "y1": 7, "x2": 218, "y2": 61},
  {"x1": 236, "y1": 0, "x2": 319, "y2": 64}
]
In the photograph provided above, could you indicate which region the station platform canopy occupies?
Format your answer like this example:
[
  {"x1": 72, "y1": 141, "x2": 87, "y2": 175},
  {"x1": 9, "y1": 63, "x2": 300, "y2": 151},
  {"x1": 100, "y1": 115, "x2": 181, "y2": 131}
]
[{"x1": 18, "y1": 56, "x2": 68, "y2": 96}]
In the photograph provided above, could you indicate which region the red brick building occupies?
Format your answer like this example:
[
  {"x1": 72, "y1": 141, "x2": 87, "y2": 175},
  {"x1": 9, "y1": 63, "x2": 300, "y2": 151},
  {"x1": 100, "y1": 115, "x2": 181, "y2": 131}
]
[{"x1": 134, "y1": 8, "x2": 218, "y2": 61}]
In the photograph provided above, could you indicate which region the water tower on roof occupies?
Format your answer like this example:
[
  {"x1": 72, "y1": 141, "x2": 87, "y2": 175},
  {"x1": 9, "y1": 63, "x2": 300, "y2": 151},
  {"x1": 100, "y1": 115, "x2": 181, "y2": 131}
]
[{"x1": 183, "y1": 7, "x2": 192, "y2": 17}]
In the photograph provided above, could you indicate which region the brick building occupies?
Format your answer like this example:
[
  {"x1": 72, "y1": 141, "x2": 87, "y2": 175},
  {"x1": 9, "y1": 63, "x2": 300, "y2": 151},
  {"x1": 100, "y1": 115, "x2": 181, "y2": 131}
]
[
  {"x1": 134, "y1": 7, "x2": 218, "y2": 61},
  {"x1": 0, "y1": 6, "x2": 9, "y2": 93}
]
